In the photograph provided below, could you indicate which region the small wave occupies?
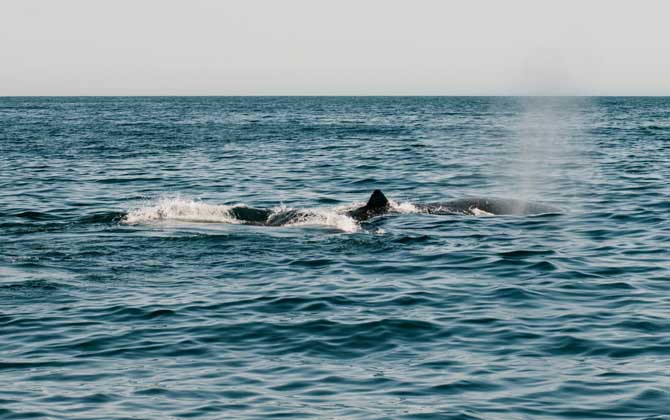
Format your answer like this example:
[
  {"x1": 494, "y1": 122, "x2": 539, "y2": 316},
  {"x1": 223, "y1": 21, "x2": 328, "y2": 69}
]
[
  {"x1": 0, "y1": 279, "x2": 65, "y2": 292},
  {"x1": 78, "y1": 211, "x2": 127, "y2": 224},
  {"x1": 13, "y1": 211, "x2": 61, "y2": 221},
  {"x1": 270, "y1": 205, "x2": 360, "y2": 233}
]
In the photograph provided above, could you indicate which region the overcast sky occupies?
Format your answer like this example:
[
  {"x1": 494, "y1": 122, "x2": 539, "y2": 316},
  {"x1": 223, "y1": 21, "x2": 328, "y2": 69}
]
[{"x1": 1, "y1": 0, "x2": 669, "y2": 95}]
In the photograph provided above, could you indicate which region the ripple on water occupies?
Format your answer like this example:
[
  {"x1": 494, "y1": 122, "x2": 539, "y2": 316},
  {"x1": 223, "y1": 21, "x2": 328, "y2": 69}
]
[{"x1": 0, "y1": 97, "x2": 669, "y2": 419}]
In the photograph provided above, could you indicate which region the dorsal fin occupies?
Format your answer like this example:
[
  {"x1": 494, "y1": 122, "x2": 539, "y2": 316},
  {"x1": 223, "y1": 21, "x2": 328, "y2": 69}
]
[{"x1": 366, "y1": 189, "x2": 389, "y2": 209}]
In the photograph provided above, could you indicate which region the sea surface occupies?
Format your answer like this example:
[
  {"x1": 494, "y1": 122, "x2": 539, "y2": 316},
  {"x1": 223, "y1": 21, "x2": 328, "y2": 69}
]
[{"x1": 0, "y1": 96, "x2": 668, "y2": 419}]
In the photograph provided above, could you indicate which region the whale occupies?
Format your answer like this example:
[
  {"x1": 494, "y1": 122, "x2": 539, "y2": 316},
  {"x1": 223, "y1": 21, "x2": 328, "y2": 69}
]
[
  {"x1": 227, "y1": 206, "x2": 310, "y2": 226},
  {"x1": 417, "y1": 197, "x2": 560, "y2": 217},
  {"x1": 224, "y1": 189, "x2": 560, "y2": 226},
  {"x1": 226, "y1": 190, "x2": 393, "y2": 226},
  {"x1": 350, "y1": 189, "x2": 560, "y2": 221},
  {"x1": 345, "y1": 189, "x2": 391, "y2": 221}
]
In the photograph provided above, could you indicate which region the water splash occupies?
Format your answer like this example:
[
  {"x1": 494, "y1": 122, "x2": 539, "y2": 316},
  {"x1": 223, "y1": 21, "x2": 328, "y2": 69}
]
[
  {"x1": 124, "y1": 196, "x2": 238, "y2": 224},
  {"x1": 123, "y1": 196, "x2": 360, "y2": 233},
  {"x1": 389, "y1": 200, "x2": 419, "y2": 214},
  {"x1": 275, "y1": 206, "x2": 360, "y2": 233},
  {"x1": 390, "y1": 200, "x2": 494, "y2": 216}
]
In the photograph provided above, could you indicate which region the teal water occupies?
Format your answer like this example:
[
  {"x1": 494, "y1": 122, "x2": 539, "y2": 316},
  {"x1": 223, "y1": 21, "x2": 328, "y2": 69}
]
[{"x1": 0, "y1": 97, "x2": 668, "y2": 419}]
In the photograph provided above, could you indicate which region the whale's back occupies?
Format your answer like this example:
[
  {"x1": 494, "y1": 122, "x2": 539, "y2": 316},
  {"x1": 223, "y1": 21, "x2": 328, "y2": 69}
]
[{"x1": 423, "y1": 198, "x2": 560, "y2": 216}]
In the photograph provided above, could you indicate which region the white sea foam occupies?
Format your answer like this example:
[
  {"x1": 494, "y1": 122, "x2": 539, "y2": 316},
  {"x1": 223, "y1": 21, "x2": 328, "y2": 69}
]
[
  {"x1": 389, "y1": 200, "x2": 419, "y2": 214},
  {"x1": 123, "y1": 196, "x2": 238, "y2": 224},
  {"x1": 280, "y1": 207, "x2": 360, "y2": 233},
  {"x1": 470, "y1": 207, "x2": 495, "y2": 216},
  {"x1": 391, "y1": 201, "x2": 493, "y2": 216},
  {"x1": 123, "y1": 196, "x2": 360, "y2": 233}
]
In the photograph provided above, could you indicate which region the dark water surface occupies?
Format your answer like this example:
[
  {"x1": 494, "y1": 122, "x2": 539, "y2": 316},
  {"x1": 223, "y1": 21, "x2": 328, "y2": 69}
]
[{"x1": 1, "y1": 97, "x2": 668, "y2": 419}]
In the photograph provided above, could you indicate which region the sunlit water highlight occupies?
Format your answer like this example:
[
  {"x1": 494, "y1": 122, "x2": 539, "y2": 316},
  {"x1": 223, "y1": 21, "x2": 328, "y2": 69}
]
[{"x1": 0, "y1": 97, "x2": 668, "y2": 419}]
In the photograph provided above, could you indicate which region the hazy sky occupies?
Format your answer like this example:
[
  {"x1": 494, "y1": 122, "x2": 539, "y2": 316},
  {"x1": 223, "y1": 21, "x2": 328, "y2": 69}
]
[{"x1": 1, "y1": 0, "x2": 669, "y2": 95}]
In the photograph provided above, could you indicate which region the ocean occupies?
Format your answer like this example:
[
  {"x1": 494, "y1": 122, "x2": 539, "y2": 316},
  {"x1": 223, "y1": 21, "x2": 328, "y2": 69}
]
[{"x1": 1, "y1": 96, "x2": 668, "y2": 419}]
